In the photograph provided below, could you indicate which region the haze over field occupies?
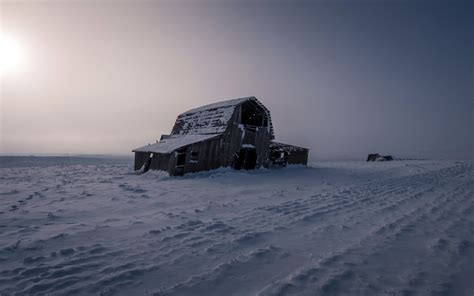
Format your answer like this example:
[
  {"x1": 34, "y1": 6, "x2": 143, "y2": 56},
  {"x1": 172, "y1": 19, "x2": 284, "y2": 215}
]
[{"x1": 0, "y1": 0, "x2": 473, "y2": 159}]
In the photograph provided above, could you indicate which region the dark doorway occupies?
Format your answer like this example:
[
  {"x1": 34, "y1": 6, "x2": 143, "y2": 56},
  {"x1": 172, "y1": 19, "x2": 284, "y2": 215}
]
[
  {"x1": 175, "y1": 149, "x2": 187, "y2": 176},
  {"x1": 176, "y1": 153, "x2": 186, "y2": 166},
  {"x1": 233, "y1": 148, "x2": 257, "y2": 170}
]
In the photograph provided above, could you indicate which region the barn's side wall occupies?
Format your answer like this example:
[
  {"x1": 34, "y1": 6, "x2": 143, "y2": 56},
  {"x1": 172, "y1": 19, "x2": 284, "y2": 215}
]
[
  {"x1": 167, "y1": 136, "x2": 224, "y2": 176},
  {"x1": 134, "y1": 152, "x2": 172, "y2": 172},
  {"x1": 287, "y1": 149, "x2": 309, "y2": 165},
  {"x1": 150, "y1": 153, "x2": 171, "y2": 171},
  {"x1": 134, "y1": 152, "x2": 150, "y2": 170}
]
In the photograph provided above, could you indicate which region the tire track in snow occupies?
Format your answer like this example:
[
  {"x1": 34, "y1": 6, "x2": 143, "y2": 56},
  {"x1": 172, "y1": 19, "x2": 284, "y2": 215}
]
[
  {"x1": 138, "y1": 164, "x2": 473, "y2": 295},
  {"x1": 257, "y1": 167, "x2": 474, "y2": 295}
]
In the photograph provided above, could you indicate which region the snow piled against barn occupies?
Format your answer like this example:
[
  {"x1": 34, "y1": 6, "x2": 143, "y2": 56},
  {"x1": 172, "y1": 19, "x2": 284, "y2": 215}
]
[{"x1": 0, "y1": 157, "x2": 473, "y2": 296}]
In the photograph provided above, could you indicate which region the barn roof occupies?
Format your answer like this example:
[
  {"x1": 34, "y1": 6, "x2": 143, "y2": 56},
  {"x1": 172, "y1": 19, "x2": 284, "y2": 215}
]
[
  {"x1": 270, "y1": 141, "x2": 308, "y2": 152},
  {"x1": 132, "y1": 134, "x2": 220, "y2": 154},
  {"x1": 171, "y1": 96, "x2": 274, "y2": 139},
  {"x1": 180, "y1": 97, "x2": 252, "y2": 115},
  {"x1": 133, "y1": 97, "x2": 275, "y2": 154}
]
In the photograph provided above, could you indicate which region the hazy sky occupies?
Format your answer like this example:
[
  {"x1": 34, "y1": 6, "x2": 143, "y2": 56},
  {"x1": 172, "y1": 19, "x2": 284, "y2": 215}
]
[{"x1": 1, "y1": 0, "x2": 472, "y2": 159}]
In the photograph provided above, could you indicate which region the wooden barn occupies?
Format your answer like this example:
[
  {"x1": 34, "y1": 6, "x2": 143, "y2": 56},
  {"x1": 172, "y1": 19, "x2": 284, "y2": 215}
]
[{"x1": 132, "y1": 97, "x2": 309, "y2": 176}]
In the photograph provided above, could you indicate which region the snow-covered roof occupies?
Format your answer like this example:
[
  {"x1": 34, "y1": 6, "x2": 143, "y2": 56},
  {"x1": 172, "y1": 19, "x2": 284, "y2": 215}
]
[
  {"x1": 133, "y1": 134, "x2": 220, "y2": 154},
  {"x1": 181, "y1": 97, "x2": 252, "y2": 115},
  {"x1": 270, "y1": 141, "x2": 308, "y2": 152},
  {"x1": 171, "y1": 96, "x2": 274, "y2": 138},
  {"x1": 134, "y1": 97, "x2": 275, "y2": 154}
]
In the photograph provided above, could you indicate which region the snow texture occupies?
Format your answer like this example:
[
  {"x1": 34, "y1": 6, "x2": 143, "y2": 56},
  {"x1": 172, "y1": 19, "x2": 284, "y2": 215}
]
[
  {"x1": 132, "y1": 134, "x2": 220, "y2": 154},
  {"x1": 0, "y1": 157, "x2": 473, "y2": 296}
]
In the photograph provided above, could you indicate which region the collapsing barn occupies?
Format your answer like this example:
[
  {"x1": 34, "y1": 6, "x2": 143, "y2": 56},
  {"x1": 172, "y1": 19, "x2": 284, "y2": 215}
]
[{"x1": 133, "y1": 97, "x2": 309, "y2": 176}]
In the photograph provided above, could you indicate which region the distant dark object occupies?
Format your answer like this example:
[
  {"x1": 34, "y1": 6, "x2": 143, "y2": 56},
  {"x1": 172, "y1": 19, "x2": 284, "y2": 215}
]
[
  {"x1": 367, "y1": 154, "x2": 380, "y2": 161},
  {"x1": 133, "y1": 97, "x2": 309, "y2": 176},
  {"x1": 367, "y1": 154, "x2": 394, "y2": 162}
]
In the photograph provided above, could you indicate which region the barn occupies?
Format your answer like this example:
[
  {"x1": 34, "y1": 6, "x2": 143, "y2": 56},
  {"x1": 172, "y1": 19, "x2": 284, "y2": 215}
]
[{"x1": 132, "y1": 97, "x2": 309, "y2": 176}]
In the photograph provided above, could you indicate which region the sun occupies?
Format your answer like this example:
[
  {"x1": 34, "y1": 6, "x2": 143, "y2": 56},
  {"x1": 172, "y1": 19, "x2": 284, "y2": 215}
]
[{"x1": 0, "y1": 33, "x2": 26, "y2": 76}]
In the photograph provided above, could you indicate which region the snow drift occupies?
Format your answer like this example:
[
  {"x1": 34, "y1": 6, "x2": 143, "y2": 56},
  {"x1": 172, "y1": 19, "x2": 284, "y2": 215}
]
[{"x1": 0, "y1": 157, "x2": 473, "y2": 295}]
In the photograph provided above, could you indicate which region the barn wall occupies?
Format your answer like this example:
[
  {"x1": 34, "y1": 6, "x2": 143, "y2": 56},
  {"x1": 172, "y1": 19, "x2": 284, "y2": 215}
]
[
  {"x1": 287, "y1": 150, "x2": 309, "y2": 165},
  {"x1": 255, "y1": 127, "x2": 272, "y2": 167},
  {"x1": 134, "y1": 152, "x2": 172, "y2": 172},
  {"x1": 150, "y1": 153, "x2": 171, "y2": 171},
  {"x1": 186, "y1": 136, "x2": 224, "y2": 174},
  {"x1": 134, "y1": 152, "x2": 150, "y2": 170},
  {"x1": 222, "y1": 111, "x2": 241, "y2": 166},
  {"x1": 168, "y1": 152, "x2": 177, "y2": 176},
  {"x1": 165, "y1": 136, "x2": 225, "y2": 176},
  {"x1": 221, "y1": 105, "x2": 272, "y2": 168}
]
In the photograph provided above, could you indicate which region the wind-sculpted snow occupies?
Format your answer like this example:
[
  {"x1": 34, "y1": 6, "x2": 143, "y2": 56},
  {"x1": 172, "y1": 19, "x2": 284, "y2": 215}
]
[{"x1": 0, "y1": 157, "x2": 473, "y2": 295}]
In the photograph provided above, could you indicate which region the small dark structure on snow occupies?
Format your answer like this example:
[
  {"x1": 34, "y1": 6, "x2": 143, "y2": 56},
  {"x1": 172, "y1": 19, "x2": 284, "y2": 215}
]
[
  {"x1": 133, "y1": 97, "x2": 309, "y2": 175},
  {"x1": 367, "y1": 154, "x2": 394, "y2": 162}
]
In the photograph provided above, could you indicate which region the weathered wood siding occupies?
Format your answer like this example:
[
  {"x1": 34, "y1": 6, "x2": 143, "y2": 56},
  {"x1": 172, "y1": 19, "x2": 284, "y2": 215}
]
[
  {"x1": 287, "y1": 149, "x2": 309, "y2": 165},
  {"x1": 134, "y1": 152, "x2": 172, "y2": 171},
  {"x1": 221, "y1": 106, "x2": 272, "y2": 168},
  {"x1": 150, "y1": 153, "x2": 171, "y2": 171},
  {"x1": 167, "y1": 136, "x2": 224, "y2": 176},
  {"x1": 134, "y1": 152, "x2": 149, "y2": 170}
]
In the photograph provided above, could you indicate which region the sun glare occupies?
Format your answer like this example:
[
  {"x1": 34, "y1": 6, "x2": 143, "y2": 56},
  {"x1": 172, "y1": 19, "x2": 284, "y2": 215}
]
[{"x1": 0, "y1": 33, "x2": 26, "y2": 76}]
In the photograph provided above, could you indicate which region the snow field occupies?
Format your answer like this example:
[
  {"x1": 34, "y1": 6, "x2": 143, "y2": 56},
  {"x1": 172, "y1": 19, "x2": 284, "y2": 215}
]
[{"x1": 0, "y1": 158, "x2": 472, "y2": 295}]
